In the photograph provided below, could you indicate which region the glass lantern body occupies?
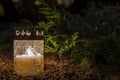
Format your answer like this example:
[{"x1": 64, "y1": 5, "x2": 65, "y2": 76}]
[
  {"x1": 14, "y1": 40, "x2": 44, "y2": 76},
  {"x1": 14, "y1": 27, "x2": 44, "y2": 76}
]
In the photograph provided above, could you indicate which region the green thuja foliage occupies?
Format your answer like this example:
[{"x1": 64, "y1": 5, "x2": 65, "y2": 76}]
[
  {"x1": 37, "y1": 0, "x2": 78, "y2": 58},
  {"x1": 45, "y1": 32, "x2": 78, "y2": 58}
]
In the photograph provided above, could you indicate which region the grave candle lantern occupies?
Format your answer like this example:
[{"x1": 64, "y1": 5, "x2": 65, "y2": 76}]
[{"x1": 14, "y1": 28, "x2": 44, "y2": 76}]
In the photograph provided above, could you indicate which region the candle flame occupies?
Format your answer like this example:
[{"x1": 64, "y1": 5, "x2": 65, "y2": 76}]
[{"x1": 24, "y1": 46, "x2": 41, "y2": 57}]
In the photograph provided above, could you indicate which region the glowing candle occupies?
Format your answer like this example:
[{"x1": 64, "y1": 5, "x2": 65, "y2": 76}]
[
  {"x1": 14, "y1": 46, "x2": 43, "y2": 76},
  {"x1": 14, "y1": 54, "x2": 43, "y2": 76}
]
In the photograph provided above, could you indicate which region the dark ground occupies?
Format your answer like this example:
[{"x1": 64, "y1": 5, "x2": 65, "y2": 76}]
[{"x1": 0, "y1": 51, "x2": 120, "y2": 80}]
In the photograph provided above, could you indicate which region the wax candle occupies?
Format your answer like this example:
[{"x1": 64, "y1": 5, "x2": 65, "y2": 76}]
[{"x1": 14, "y1": 54, "x2": 43, "y2": 76}]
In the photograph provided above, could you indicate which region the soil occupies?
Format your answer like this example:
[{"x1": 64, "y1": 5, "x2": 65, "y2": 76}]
[{"x1": 0, "y1": 51, "x2": 120, "y2": 80}]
